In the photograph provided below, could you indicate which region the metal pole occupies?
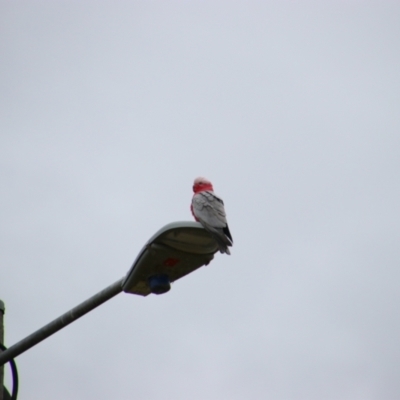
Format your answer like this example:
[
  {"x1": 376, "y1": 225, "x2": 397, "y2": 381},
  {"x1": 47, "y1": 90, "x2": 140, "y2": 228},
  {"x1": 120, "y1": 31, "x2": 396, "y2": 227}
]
[
  {"x1": 0, "y1": 300, "x2": 4, "y2": 400},
  {"x1": 0, "y1": 278, "x2": 124, "y2": 366}
]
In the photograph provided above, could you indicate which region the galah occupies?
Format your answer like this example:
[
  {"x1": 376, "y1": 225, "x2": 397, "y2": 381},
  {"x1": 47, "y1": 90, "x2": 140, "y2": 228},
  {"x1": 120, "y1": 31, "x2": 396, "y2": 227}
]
[{"x1": 191, "y1": 177, "x2": 233, "y2": 255}]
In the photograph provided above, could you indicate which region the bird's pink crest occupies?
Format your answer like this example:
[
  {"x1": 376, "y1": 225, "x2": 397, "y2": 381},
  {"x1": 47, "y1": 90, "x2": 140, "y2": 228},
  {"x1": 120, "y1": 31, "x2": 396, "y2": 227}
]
[
  {"x1": 193, "y1": 177, "x2": 214, "y2": 193},
  {"x1": 193, "y1": 177, "x2": 212, "y2": 185}
]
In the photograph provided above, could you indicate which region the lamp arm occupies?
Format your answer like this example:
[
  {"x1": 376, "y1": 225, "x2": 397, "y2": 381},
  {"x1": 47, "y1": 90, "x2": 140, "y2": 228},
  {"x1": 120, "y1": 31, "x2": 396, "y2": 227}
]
[{"x1": 0, "y1": 278, "x2": 124, "y2": 366}]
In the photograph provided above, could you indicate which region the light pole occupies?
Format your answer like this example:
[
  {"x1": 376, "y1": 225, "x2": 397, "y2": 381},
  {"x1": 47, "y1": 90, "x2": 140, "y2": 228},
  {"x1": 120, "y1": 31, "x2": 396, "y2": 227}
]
[
  {"x1": 0, "y1": 221, "x2": 218, "y2": 368},
  {"x1": 0, "y1": 300, "x2": 4, "y2": 400}
]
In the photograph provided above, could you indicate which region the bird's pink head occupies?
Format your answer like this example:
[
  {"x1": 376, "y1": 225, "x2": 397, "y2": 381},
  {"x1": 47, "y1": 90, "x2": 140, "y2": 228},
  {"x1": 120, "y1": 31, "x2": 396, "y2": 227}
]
[{"x1": 193, "y1": 177, "x2": 214, "y2": 193}]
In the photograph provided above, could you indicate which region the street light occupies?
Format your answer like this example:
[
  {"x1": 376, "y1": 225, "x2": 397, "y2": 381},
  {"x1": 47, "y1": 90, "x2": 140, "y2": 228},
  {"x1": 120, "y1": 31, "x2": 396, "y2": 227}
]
[
  {"x1": 124, "y1": 221, "x2": 218, "y2": 295},
  {"x1": 0, "y1": 221, "x2": 219, "y2": 367}
]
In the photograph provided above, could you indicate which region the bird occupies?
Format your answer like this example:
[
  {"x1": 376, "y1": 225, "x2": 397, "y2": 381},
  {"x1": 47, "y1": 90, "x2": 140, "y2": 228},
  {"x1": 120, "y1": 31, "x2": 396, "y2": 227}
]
[{"x1": 191, "y1": 177, "x2": 233, "y2": 255}]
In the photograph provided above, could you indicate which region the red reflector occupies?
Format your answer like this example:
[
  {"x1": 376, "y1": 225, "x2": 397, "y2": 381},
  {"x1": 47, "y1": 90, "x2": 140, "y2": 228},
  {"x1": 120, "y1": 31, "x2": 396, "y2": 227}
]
[{"x1": 164, "y1": 258, "x2": 180, "y2": 267}]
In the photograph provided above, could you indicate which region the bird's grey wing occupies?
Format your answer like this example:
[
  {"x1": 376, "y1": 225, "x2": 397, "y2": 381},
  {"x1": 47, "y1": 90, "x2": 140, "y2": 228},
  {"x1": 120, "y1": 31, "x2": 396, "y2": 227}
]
[
  {"x1": 192, "y1": 191, "x2": 232, "y2": 253},
  {"x1": 192, "y1": 191, "x2": 227, "y2": 228}
]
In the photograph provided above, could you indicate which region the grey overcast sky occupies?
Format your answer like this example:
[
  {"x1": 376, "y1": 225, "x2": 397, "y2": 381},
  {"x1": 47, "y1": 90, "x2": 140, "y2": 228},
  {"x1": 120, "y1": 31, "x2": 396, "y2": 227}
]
[{"x1": 1, "y1": 1, "x2": 400, "y2": 399}]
